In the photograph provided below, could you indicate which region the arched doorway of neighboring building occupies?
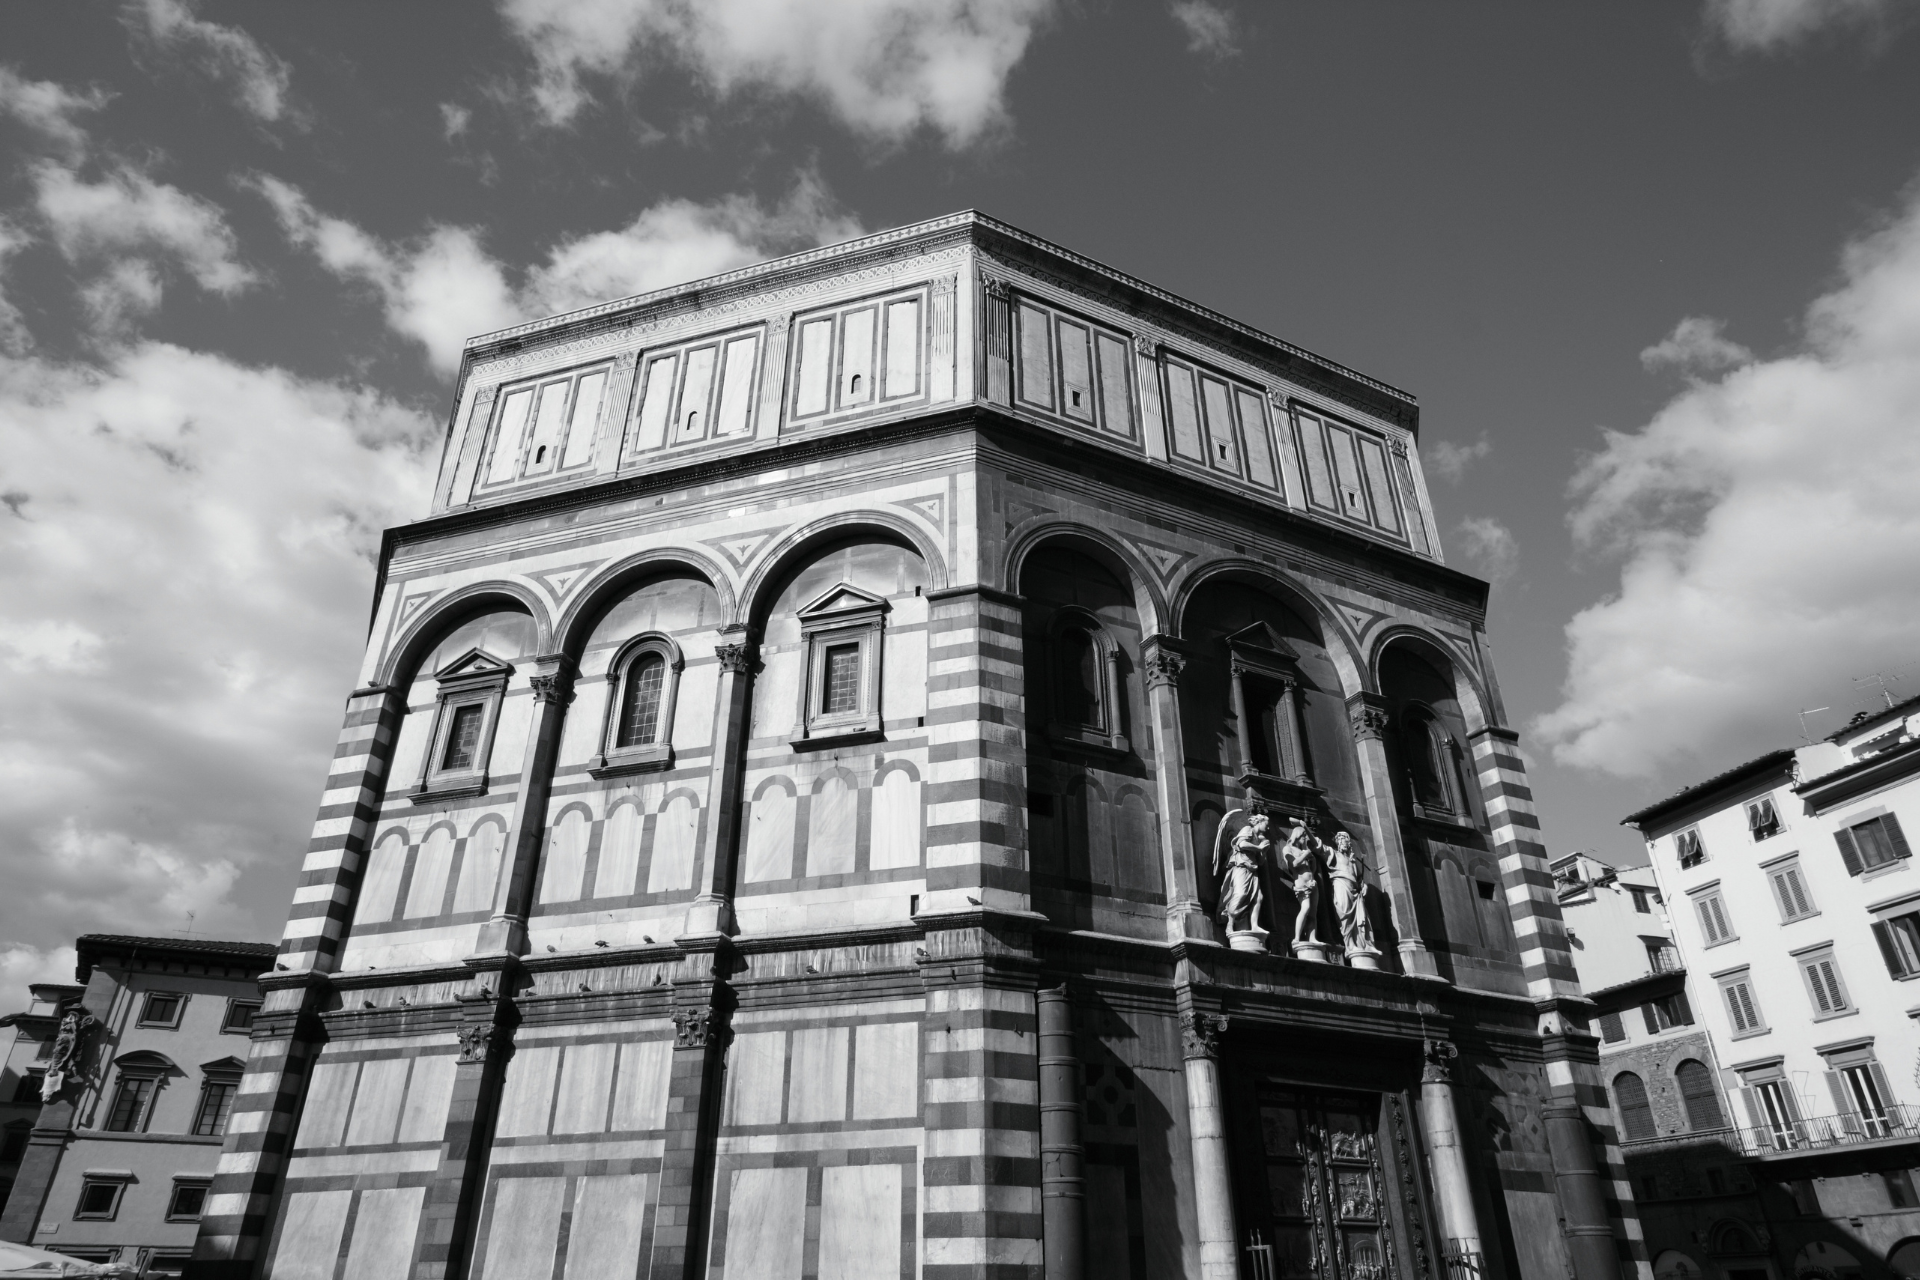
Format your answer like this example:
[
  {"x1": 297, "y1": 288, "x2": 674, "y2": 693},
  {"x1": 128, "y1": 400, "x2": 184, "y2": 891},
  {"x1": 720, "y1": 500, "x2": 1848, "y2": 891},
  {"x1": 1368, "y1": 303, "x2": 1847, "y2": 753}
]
[
  {"x1": 1653, "y1": 1250, "x2": 1703, "y2": 1280},
  {"x1": 1888, "y1": 1238, "x2": 1920, "y2": 1279},
  {"x1": 1794, "y1": 1241, "x2": 1864, "y2": 1280}
]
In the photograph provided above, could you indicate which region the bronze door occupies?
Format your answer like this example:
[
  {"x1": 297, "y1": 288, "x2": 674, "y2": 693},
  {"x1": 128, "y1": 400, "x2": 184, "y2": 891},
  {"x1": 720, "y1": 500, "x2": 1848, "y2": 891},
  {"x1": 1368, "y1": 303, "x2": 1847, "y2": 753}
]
[{"x1": 1250, "y1": 1088, "x2": 1393, "y2": 1280}]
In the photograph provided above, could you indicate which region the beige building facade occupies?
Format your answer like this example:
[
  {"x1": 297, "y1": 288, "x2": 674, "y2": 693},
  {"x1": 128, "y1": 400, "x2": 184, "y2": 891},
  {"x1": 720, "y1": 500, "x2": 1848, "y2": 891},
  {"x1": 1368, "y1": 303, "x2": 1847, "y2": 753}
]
[{"x1": 187, "y1": 212, "x2": 1638, "y2": 1280}]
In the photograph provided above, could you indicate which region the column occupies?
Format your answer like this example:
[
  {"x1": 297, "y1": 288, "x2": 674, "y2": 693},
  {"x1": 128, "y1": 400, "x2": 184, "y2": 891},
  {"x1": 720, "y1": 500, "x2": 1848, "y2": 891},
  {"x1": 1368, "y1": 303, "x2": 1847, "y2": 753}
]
[
  {"x1": 411, "y1": 973, "x2": 517, "y2": 1280},
  {"x1": 1418, "y1": 1040, "x2": 1483, "y2": 1266},
  {"x1": 1469, "y1": 726, "x2": 1581, "y2": 1000},
  {"x1": 1036, "y1": 986, "x2": 1085, "y2": 1280},
  {"x1": 188, "y1": 974, "x2": 326, "y2": 1280},
  {"x1": 1144, "y1": 639, "x2": 1212, "y2": 943},
  {"x1": 1346, "y1": 692, "x2": 1439, "y2": 978},
  {"x1": 474, "y1": 654, "x2": 575, "y2": 957},
  {"x1": 1543, "y1": 1090, "x2": 1622, "y2": 1280},
  {"x1": 982, "y1": 276, "x2": 1013, "y2": 407},
  {"x1": 649, "y1": 941, "x2": 731, "y2": 1280},
  {"x1": 1180, "y1": 1010, "x2": 1238, "y2": 1280},
  {"x1": 683, "y1": 631, "x2": 755, "y2": 937}
]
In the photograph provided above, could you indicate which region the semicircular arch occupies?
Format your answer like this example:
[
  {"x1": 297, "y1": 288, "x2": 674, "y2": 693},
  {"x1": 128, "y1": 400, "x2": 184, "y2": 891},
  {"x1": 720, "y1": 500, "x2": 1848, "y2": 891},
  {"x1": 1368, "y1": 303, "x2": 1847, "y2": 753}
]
[
  {"x1": 1370, "y1": 625, "x2": 1494, "y2": 733},
  {"x1": 739, "y1": 511, "x2": 949, "y2": 627},
  {"x1": 1003, "y1": 521, "x2": 1166, "y2": 635},
  {"x1": 553, "y1": 546, "x2": 736, "y2": 657},
  {"x1": 379, "y1": 581, "x2": 552, "y2": 688},
  {"x1": 1171, "y1": 558, "x2": 1364, "y2": 695}
]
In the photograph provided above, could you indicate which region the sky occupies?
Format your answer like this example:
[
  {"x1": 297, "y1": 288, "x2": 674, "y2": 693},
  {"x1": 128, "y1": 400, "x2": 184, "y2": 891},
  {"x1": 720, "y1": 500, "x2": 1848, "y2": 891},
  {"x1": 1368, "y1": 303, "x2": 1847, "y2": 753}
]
[{"x1": 2, "y1": 0, "x2": 1919, "y2": 997}]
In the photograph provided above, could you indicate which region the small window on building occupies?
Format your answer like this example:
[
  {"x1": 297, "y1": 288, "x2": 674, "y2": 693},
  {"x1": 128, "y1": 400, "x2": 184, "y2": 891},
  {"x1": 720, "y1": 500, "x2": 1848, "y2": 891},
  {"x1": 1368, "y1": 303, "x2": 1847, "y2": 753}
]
[
  {"x1": 144, "y1": 1256, "x2": 190, "y2": 1280},
  {"x1": 1873, "y1": 910, "x2": 1920, "y2": 979},
  {"x1": 590, "y1": 635, "x2": 685, "y2": 778},
  {"x1": 1885, "y1": 1170, "x2": 1917, "y2": 1209},
  {"x1": 1630, "y1": 886, "x2": 1653, "y2": 913},
  {"x1": 1647, "y1": 940, "x2": 1681, "y2": 972},
  {"x1": 221, "y1": 1001, "x2": 259, "y2": 1034},
  {"x1": 1401, "y1": 706, "x2": 1469, "y2": 820},
  {"x1": 1693, "y1": 888, "x2": 1735, "y2": 946},
  {"x1": 1599, "y1": 1011, "x2": 1627, "y2": 1044},
  {"x1": 1747, "y1": 797, "x2": 1782, "y2": 840},
  {"x1": 12, "y1": 1074, "x2": 43, "y2": 1104},
  {"x1": 1836, "y1": 812, "x2": 1913, "y2": 876},
  {"x1": 1223, "y1": 623, "x2": 1315, "y2": 796},
  {"x1": 1798, "y1": 950, "x2": 1853, "y2": 1018},
  {"x1": 1676, "y1": 1059, "x2": 1726, "y2": 1131},
  {"x1": 792, "y1": 584, "x2": 887, "y2": 748},
  {"x1": 74, "y1": 1180, "x2": 124, "y2": 1220},
  {"x1": 1676, "y1": 827, "x2": 1706, "y2": 868},
  {"x1": 1614, "y1": 1071, "x2": 1656, "y2": 1141},
  {"x1": 104, "y1": 1072, "x2": 162, "y2": 1133},
  {"x1": 1044, "y1": 608, "x2": 1128, "y2": 754},
  {"x1": 1767, "y1": 860, "x2": 1816, "y2": 922},
  {"x1": 1718, "y1": 973, "x2": 1766, "y2": 1037},
  {"x1": 167, "y1": 1181, "x2": 210, "y2": 1222},
  {"x1": 1825, "y1": 1057, "x2": 1895, "y2": 1137},
  {"x1": 411, "y1": 649, "x2": 513, "y2": 803},
  {"x1": 1643, "y1": 992, "x2": 1693, "y2": 1034},
  {"x1": 138, "y1": 992, "x2": 184, "y2": 1028},
  {"x1": 193, "y1": 1078, "x2": 238, "y2": 1137}
]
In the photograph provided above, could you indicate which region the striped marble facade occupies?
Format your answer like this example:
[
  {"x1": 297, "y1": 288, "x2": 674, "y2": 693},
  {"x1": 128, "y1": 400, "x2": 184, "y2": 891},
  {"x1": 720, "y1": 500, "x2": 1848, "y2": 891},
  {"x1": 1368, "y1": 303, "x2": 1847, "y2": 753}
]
[{"x1": 193, "y1": 213, "x2": 1641, "y2": 1280}]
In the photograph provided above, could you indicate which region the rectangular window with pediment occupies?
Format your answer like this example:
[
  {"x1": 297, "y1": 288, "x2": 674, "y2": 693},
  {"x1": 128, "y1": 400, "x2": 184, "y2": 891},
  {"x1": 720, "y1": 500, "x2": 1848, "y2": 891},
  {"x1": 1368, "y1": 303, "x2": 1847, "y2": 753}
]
[
  {"x1": 792, "y1": 585, "x2": 887, "y2": 748},
  {"x1": 412, "y1": 648, "x2": 512, "y2": 803},
  {"x1": 1223, "y1": 622, "x2": 1315, "y2": 807},
  {"x1": 478, "y1": 362, "x2": 612, "y2": 489}
]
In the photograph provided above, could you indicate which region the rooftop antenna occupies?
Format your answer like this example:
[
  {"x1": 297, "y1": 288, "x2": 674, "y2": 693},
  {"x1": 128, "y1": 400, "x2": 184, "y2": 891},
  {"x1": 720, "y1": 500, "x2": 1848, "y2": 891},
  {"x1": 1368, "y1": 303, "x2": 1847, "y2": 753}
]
[
  {"x1": 1853, "y1": 661, "x2": 1919, "y2": 710},
  {"x1": 1797, "y1": 707, "x2": 1831, "y2": 743},
  {"x1": 175, "y1": 911, "x2": 197, "y2": 937}
]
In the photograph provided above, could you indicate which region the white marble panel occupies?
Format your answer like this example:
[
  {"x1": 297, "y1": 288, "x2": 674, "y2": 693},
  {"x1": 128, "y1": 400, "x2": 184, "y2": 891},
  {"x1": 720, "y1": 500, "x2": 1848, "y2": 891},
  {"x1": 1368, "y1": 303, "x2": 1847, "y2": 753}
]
[
  {"x1": 294, "y1": 1061, "x2": 357, "y2": 1149},
  {"x1": 806, "y1": 778, "x2": 857, "y2": 878},
  {"x1": 480, "y1": 1177, "x2": 565, "y2": 1280},
  {"x1": 264, "y1": 1189, "x2": 351, "y2": 1280},
  {"x1": 881, "y1": 627, "x2": 928, "y2": 721},
  {"x1": 344, "y1": 1058, "x2": 409, "y2": 1147},
  {"x1": 397, "y1": 1054, "x2": 457, "y2": 1144},
  {"x1": 869, "y1": 771, "x2": 920, "y2": 871},
  {"x1": 538, "y1": 809, "x2": 591, "y2": 904},
  {"x1": 725, "y1": 1031, "x2": 786, "y2": 1127},
  {"x1": 750, "y1": 649, "x2": 800, "y2": 738},
  {"x1": 741, "y1": 788, "x2": 795, "y2": 883},
  {"x1": 594, "y1": 803, "x2": 644, "y2": 899},
  {"x1": 786, "y1": 1026, "x2": 849, "y2": 1124},
  {"x1": 820, "y1": 1165, "x2": 901, "y2": 1280},
  {"x1": 357, "y1": 833, "x2": 408, "y2": 926},
  {"x1": 404, "y1": 826, "x2": 456, "y2": 919},
  {"x1": 675, "y1": 662, "x2": 716, "y2": 747},
  {"x1": 721, "y1": 1167, "x2": 805, "y2": 1280},
  {"x1": 452, "y1": 820, "x2": 505, "y2": 913},
  {"x1": 551, "y1": 1042, "x2": 617, "y2": 1135},
  {"x1": 341, "y1": 1186, "x2": 424, "y2": 1280},
  {"x1": 851, "y1": 1021, "x2": 919, "y2": 1120},
  {"x1": 495, "y1": 1045, "x2": 560, "y2": 1138},
  {"x1": 646, "y1": 794, "x2": 698, "y2": 893},
  {"x1": 562, "y1": 1173, "x2": 651, "y2": 1280},
  {"x1": 488, "y1": 693, "x2": 533, "y2": 777},
  {"x1": 612, "y1": 1039, "x2": 671, "y2": 1132}
]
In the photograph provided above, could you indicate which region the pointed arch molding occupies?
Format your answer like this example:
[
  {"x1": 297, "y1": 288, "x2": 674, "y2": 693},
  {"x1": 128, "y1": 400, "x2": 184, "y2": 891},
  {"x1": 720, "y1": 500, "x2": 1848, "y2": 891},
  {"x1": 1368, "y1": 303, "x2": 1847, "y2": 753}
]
[
  {"x1": 379, "y1": 580, "x2": 554, "y2": 689},
  {"x1": 738, "y1": 510, "x2": 950, "y2": 625}
]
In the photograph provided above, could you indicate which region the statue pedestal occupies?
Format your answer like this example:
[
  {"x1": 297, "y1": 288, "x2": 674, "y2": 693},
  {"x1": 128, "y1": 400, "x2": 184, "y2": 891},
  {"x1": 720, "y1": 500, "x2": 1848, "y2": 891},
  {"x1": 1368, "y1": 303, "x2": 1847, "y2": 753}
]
[
  {"x1": 1226, "y1": 928, "x2": 1269, "y2": 954},
  {"x1": 1344, "y1": 947, "x2": 1383, "y2": 971},
  {"x1": 1291, "y1": 940, "x2": 1330, "y2": 963}
]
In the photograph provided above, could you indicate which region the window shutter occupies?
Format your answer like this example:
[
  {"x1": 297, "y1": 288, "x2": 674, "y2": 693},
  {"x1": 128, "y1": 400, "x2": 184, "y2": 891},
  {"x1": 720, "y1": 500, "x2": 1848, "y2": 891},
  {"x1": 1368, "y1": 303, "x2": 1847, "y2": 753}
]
[
  {"x1": 1818, "y1": 959, "x2": 1847, "y2": 1011},
  {"x1": 1873, "y1": 921, "x2": 1907, "y2": 978},
  {"x1": 1805, "y1": 961, "x2": 1835, "y2": 1013},
  {"x1": 1736, "y1": 1085, "x2": 1765, "y2": 1129},
  {"x1": 1885, "y1": 814, "x2": 1914, "y2": 860},
  {"x1": 1786, "y1": 867, "x2": 1811, "y2": 916},
  {"x1": 1837, "y1": 827, "x2": 1865, "y2": 876},
  {"x1": 1869, "y1": 1062, "x2": 1895, "y2": 1113},
  {"x1": 1749, "y1": 802, "x2": 1766, "y2": 835},
  {"x1": 1724, "y1": 983, "x2": 1749, "y2": 1031},
  {"x1": 1598, "y1": 1011, "x2": 1626, "y2": 1043},
  {"x1": 1642, "y1": 1003, "x2": 1661, "y2": 1036},
  {"x1": 1710, "y1": 896, "x2": 1731, "y2": 939},
  {"x1": 1826, "y1": 1071, "x2": 1863, "y2": 1133},
  {"x1": 1672, "y1": 990, "x2": 1694, "y2": 1025},
  {"x1": 1770, "y1": 871, "x2": 1794, "y2": 919}
]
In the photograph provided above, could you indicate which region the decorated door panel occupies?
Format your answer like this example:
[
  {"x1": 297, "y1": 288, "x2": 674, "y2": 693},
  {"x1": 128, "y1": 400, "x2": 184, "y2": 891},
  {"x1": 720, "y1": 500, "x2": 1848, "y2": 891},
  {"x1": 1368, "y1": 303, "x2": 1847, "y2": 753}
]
[{"x1": 1248, "y1": 1088, "x2": 1394, "y2": 1280}]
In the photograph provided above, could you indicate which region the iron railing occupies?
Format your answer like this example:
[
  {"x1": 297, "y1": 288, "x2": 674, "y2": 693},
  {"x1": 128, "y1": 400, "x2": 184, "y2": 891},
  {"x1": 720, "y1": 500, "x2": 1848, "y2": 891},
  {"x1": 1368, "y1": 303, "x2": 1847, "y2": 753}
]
[
  {"x1": 1621, "y1": 1104, "x2": 1920, "y2": 1157},
  {"x1": 1442, "y1": 1241, "x2": 1483, "y2": 1280}
]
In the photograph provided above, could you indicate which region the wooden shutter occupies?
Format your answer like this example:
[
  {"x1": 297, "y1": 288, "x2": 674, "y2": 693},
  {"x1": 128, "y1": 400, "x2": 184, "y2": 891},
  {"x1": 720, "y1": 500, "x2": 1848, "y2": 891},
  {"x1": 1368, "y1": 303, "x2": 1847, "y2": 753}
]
[
  {"x1": 1613, "y1": 1073, "x2": 1655, "y2": 1141},
  {"x1": 1817, "y1": 959, "x2": 1847, "y2": 1010},
  {"x1": 1735, "y1": 1085, "x2": 1764, "y2": 1129},
  {"x1": 1836, "y1": 826, "x2": 1865, "y2": 876},
  {"x1": 1870, "y1": 1062, "x2": 1895, "y2": 1115},
  {"x1": 1676, "y1": 1060, "x2": 1724, "y2": 1130},
  {"x1": 1885, "y1": 814, "x2": 1915, "y2": 860},
  {"x1": 1598, "y1": 1011, "x2": 1626, "y2": 1043},
  {"x1": 1642, "y1": 1003, "x2": 1662, "y2": 1036},
  {"x1": 1804, "y1": 960, "x2": 1835, "y2": 1014},
  {"x1": 1826, "y1": 1071, "x2": 1863, "y2": 1133},
  {"x1": 1672, "y1": 991, "x2": 1694, "y2": 1025},
  {"x1": 1696, "y1": 897, "x2": 1723, "y2": 944},
  {"x1": 1785, "y1": 866, "x2": 1811, "y2": 915},
  {"x1": 1873, "y1": 920, "x2": 1909, "y2": 978}
]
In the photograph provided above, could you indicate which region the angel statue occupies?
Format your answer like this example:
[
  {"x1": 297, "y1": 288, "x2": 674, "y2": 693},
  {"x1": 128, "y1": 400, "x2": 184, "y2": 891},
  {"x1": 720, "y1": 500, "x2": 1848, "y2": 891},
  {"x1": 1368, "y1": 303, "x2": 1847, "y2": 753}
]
[
  {"x1": 1326, "y1": 831, "x2": 1382, "y2": 968},
  {"x1": 1279, "y1": 820, "x2": 1324, "y2": 954},
  {"x1": 1212, "y1": 810, "x2": 1272, "y2": 951}
]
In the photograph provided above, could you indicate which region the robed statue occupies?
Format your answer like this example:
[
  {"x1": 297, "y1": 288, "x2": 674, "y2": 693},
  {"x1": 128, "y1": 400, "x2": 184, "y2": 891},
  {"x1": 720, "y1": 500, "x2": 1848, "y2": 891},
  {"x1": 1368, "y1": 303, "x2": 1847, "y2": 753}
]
[
  {"x1": 1212, "y1": 810, "x2": 1272, "y2": 949},
  {"x1": 1279, "y1": 819, "x2": 1324, "y2": 950}
]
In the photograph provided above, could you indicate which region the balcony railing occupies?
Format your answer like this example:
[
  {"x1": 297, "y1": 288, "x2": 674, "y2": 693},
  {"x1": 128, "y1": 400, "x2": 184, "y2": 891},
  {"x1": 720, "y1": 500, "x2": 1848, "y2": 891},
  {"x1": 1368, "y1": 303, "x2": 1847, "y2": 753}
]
[{"x1": 1621, "y1": 1105, "x2": 1920, "y2": 1158}]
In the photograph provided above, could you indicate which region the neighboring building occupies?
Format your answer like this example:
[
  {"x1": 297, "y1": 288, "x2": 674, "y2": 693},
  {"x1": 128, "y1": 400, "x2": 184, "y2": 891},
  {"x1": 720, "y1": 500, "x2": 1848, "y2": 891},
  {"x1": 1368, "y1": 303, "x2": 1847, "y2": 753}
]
[
  {"x1": 1621, "y1": 698, "x2": 1920, "y2": 1280},
  {"x1": 1, "y1": 983, "x2": 85, "y2": 1210},
  {"x1": 0, "y1": 936, "x2": 275, "y2": 1276},
  {"x1": 186, "y1": 211, "x2": 1639, "y2": 1280}
]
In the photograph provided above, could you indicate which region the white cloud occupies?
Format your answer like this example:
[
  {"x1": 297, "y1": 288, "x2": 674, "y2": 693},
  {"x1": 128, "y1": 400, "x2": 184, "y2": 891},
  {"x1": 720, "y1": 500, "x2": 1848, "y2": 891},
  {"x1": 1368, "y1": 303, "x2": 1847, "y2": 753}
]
[
  {"x1": 1455, "y1": 516, "x2": 1518, "y2": 586},
  {"x1": 441, "y1": 102, "x2": 472, "y2": 140},
  {"x1": 0, "y1": 340, "x2": 437, "y2": 961},
  {"x1": 124, "y1": 0, "x2": 294, "y2": 123},
  {"x1": 1640, "y1": 316, "x2": 1754, "y2": 375},
  {"x1": 0, "y1": 219, "x2": 30, "y2": 352},
  {"x1": 497, "y1": 0, "x2": 1051, "y2": 146},
  {"x1": 1170, "y1": 0, "x2": 1240, "y2": 59},
  {"x1": 1535, "y1": 181, "x2": 1920, "y2": 777},
  {"x1": 1703, "y1": 0, "x2": 1899, "y2": 49},
  {"x1": 33, "y1": 161, "x2": 255, "y2": 325},
  {"x1": 0, "y1": 944, "x2": 78, "y2": 1006},
  {"x1": 1428, "y1": 434, "x2": 1492, "y2": 483},
  {"x1": 0, "y1": 67, "x2": 110, "y2": 159},
  {"x1": 255, "y1": 172, "x2": 862, "y2": 372}
]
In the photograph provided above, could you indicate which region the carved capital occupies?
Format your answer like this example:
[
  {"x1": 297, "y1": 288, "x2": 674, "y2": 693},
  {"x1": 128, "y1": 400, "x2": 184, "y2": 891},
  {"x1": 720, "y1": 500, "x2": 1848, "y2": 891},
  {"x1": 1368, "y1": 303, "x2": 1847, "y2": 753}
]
[
  {"x1": 1349, "y1": 701, "x2": 1390, "y2": 742},
  {"x1": 715, "y1": 642, "x2": 757, "y2": 674},
  {"x1": 1421, "y1": 1038, "x2": 1457, "y2": 1084},
  {"x1": 1267, "y1": 388, "x2": 1287, "y2": 412},
  {"x1": 1143, "y1": 649, "x2": 1186, "y2": 690},
  {"x1": 982, "y1": 276, "x2": 1011, "y2": 303},
  {"x1": 1180, "y1": 1011, "x2": 1229, "y2": 1060},
  {"x1": 471, "y1": 384, "x2": 500, "y2": 407},
  {"x1": 673, "y1": 1006, "x2": 726, "y2": 1050},
  {"x1": 1390, "y1": 437, "x2": 1410, "y2": 458},
  {"x1": 457, "y1": 1022, "x2": 511, "y2": 1066},
  {"x1": 529, "y1": 672, "x2": 574, "y2": 706},
  {"x1": 1131, "y1": 333, "x2": 1156, "y2": 359}
]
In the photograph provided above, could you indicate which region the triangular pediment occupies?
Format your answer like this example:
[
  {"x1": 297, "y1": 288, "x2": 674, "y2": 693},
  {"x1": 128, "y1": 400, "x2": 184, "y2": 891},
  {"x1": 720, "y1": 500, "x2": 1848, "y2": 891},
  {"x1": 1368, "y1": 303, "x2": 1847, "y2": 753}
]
[
  {"x1": 797, "y1": 583, "x2": 889, "y2": 619},
  {"x1": 200, "y1": 1055, "x2": 247, "y2": 1076},
  {"x1": 432, "y1": 647, "x2": 514, "y2": 683},
  {"x1": 1224, "y1": 622, "x2": 1297, "y2": 660}
]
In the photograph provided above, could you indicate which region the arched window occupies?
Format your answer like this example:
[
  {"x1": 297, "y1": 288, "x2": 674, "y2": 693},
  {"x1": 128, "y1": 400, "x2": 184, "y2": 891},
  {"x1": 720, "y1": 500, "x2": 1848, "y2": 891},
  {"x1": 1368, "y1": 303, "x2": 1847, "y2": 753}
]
[
  {"x1": 1402, "y1": 705, "x2": 1468, "y2": 821},
  {"x1": 1047, "y1": 609, "x2": 1127, "y2": 753},
  {"x1": 1887, "y1": 1238, "x2": 1920, "y2": 1279},
  {"x1": 1676, "y1": 1059, "x2": 1726, "y2": 1131},
  {"x1": 592, "y1": 634, "x2": 683, "y2": 777},
  {"x1": 1614, "y1": 1070, "x2": 1656, "y2": 1141}
]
